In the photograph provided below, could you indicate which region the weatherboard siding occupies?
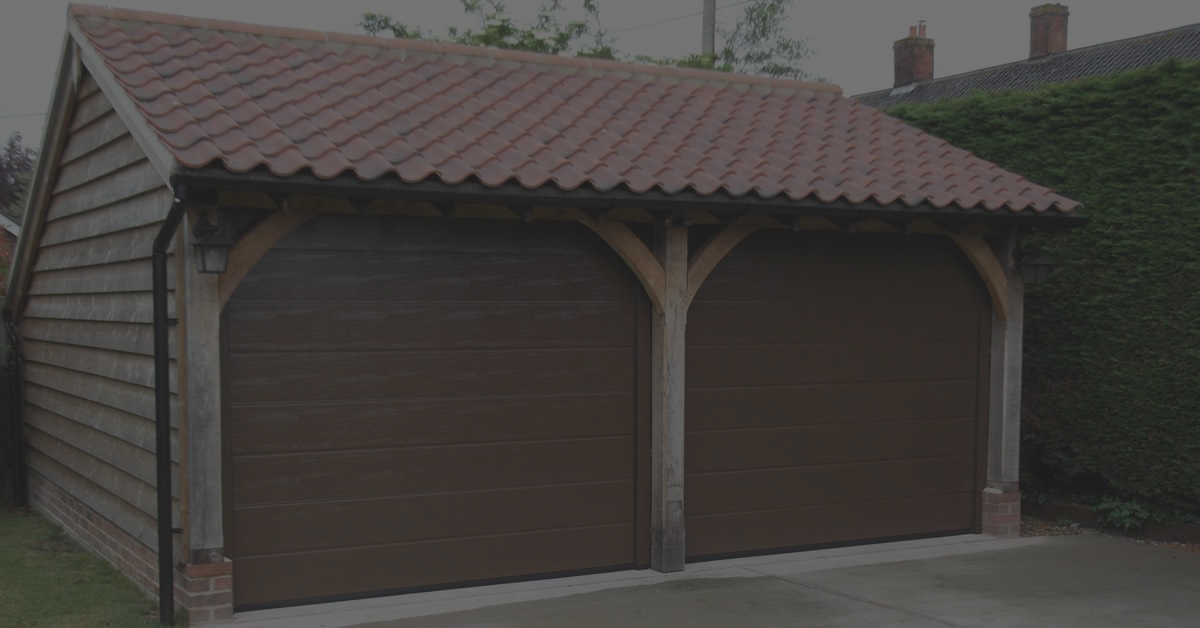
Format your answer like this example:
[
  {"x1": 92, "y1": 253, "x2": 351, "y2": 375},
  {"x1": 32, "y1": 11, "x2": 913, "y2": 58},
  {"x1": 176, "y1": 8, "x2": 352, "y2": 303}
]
[{"x1": 22, "y1": 72, "x2": 178, "y2": 553}]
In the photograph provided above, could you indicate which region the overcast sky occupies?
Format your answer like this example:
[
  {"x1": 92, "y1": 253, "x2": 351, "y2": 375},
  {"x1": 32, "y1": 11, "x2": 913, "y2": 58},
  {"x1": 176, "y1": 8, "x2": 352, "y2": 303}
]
[{"x1": 3, "y1": 0, "x2": 1200, "y2": 148}]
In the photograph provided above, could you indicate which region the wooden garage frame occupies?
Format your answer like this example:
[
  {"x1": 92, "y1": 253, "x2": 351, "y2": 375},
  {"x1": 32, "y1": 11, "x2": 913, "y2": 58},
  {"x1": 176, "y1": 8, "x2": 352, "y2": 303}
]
[{"x1": 176, "y1": 175, "x2": 1035, "y2": 573}]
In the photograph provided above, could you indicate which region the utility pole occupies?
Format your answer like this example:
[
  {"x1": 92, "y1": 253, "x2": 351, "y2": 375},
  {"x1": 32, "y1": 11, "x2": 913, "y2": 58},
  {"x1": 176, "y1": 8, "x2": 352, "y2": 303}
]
[{"x1": 702, "y1": 0, "x2": 716, "y2": 57}]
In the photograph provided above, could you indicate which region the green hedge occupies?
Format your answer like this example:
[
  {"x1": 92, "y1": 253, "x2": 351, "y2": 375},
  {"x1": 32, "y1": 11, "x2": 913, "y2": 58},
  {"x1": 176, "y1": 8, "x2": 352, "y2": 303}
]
[{"x1": 891, "y1": 60, "x2": 1200, "y2": 524}]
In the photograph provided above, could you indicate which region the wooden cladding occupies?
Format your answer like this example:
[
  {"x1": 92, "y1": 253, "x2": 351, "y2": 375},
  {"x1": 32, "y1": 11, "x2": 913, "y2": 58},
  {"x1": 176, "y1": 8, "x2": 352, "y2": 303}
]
[{"x1": 20, "y1": 73, "x2": 176, "y2": 556}]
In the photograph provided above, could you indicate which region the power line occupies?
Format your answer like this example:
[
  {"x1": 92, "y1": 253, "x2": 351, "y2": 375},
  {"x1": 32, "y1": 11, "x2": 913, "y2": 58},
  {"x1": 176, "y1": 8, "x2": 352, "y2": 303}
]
[
  {"x1": 611, "y1": 0, "x2": 755, "y2": 34},
  {"x1": 0, "y1": 113, "x2": 46, "y2": 120}
]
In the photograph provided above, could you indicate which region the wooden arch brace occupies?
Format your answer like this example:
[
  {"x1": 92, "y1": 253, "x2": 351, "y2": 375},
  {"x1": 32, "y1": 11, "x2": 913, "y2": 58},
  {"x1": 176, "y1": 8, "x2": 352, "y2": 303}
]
[
  {"x1": 950, "y1": 234, "x2": 1010, "y2": 320},
  {"x1": 577, "y1": 216, "x2": 666, "y2": 313},
  {"x1": 218, "y1": 209, "x2": 318, "y2": 307},
  {"x1": 579, "y1": 216, "x2": 765, "y2": 314},
  {"x1": 685, "y1": 223, "x2": 759, "y2": 307}
]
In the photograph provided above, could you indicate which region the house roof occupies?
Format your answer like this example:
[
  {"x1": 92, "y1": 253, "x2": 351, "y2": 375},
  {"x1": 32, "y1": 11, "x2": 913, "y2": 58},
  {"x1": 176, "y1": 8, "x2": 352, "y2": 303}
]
[
  {"x1": 67, "y1": 4, "x2": 1079, "y2": 216},
  {"x1": 855, "y1": 22, "x2": 1200, "y2": 109},
  {"x1": 0, "y1": 213, "x2": 19, "y2": 238}
]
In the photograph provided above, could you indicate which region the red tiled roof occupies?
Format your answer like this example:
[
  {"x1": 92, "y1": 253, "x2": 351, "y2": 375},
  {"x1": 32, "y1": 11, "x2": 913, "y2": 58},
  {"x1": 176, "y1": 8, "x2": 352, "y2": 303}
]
[{"x1": 69, "y1": 4, "x2": 1079, "y2": 214}]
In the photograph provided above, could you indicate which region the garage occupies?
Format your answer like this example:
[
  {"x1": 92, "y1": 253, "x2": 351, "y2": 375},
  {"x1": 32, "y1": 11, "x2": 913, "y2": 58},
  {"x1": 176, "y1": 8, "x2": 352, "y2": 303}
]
[
  {"x1": 9, "y1": 8, "x2": 1090, "y2": 620},
  {"x1": 222, "y1": 215, "x2": 650, "y2": 609},
  {"x1": 685, "y1": 230, "x2": 989, "y2": 559}
]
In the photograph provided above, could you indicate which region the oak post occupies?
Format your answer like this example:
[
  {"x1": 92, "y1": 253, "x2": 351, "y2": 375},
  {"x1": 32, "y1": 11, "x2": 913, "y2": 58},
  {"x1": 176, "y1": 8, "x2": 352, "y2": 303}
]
[
  {"x1": 182, "y1": 212, "x2": 226, "y2": 561},
  {"x1": 985, "y1": 228, "x2": 1024, "y2": 536},
  {"x1": 650, "y1": 222, "x2": 688, "y2": 572},
  {"x1": 988, "y1": 228, "x2": 1024, "y2": 487}
]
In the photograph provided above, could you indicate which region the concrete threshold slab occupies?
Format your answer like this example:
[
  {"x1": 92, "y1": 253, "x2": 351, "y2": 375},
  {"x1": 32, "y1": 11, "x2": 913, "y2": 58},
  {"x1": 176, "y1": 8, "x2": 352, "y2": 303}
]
[{"x1": 219, "y1": 534, "x2": 1041, "y2": 628}]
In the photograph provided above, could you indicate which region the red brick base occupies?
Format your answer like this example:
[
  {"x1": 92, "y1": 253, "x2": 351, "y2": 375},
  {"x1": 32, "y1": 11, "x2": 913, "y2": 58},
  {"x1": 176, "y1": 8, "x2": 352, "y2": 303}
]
[
  {"x1": 28, "y1": 472, "x2": 235, "y2": 623},
  {"x1": 982, "y1": 487, "x2": 1021, "y2": 537},
  {"x1": 28, "y1": 472, "x2": 160, "y2": 595},
  {"x1": 176, "y1": 561, "x2": 234, "y2": 623}
]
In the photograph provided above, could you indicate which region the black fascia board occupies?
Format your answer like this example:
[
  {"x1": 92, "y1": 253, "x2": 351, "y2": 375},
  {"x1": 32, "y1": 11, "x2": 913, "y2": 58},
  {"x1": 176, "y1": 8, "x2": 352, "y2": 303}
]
[{"x1": 173, "y1": 167, "x2": 1088, "y2": 229}]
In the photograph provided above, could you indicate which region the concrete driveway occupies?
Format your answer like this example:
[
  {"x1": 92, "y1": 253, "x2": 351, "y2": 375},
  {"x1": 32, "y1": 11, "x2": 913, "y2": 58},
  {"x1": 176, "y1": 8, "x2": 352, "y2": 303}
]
[{"x1": 226, "y1": 534, "x2": 1200, "y2": 628}]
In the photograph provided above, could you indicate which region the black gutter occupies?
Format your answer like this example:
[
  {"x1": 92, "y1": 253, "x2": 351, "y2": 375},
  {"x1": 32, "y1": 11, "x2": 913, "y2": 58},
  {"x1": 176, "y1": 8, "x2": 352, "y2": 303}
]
[
  {"x1": 172, "y1": 169, "x2": 1089, "y2": 230},
  {"x1": 153, "y1": 184, "x2": 187, "y2": 626}
]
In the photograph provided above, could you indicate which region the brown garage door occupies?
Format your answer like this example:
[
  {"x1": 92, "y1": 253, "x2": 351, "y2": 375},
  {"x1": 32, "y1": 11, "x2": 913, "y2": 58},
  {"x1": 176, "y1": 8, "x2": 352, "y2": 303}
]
[
  {"x1": 686, "y1": 230, "x2": 989, "y2": 559},
  {"x1": 224, "y1": 215, "x2": 648, "y2": 609}
]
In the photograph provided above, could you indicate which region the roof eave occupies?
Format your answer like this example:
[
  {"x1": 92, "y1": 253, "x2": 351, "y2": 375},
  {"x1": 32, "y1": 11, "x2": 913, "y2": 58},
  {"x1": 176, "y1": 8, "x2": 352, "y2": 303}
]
[
  {"x1": 173, "y1": 167, "x2": 1087, "y2": 229},
  {"x1": 5, "y1": 34, "x2": 80, "y2": 317}
]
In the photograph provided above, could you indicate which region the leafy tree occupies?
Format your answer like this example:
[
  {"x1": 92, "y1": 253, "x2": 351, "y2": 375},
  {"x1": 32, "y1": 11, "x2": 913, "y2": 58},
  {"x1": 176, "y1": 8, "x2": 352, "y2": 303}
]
[
  {"x1": 360, "y1": 0, "x2": 816, "y2": 79},
  {"x1": 718, "y1": 0, "x2": 814, "y2": 80},
  {"x1": 361, "y1": 0, "x2": 614, "y2": 59},
  {"x1": 0, "y1": 133, "x2": 36, "y2": 224}
]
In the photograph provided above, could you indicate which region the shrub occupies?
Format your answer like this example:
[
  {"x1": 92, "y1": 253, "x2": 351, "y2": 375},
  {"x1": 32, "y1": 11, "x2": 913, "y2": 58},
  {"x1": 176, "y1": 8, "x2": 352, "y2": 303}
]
[
  {"x1": 1094, "y1": 497, "x2": 1151, "y2": 534},
  {"x1": 892, "y1": 60, "x2": 1200, "y2": 524}
]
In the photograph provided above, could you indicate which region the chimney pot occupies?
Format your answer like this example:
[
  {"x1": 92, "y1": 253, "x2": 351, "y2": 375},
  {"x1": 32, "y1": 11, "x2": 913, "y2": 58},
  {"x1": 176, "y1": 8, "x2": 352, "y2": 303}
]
[
  {"x1": 1030, "y1": 3, "x2": 1069, "y2": 58},
  {"x1": 893, "y1": 23, "x2": 934, "y2": 87}
]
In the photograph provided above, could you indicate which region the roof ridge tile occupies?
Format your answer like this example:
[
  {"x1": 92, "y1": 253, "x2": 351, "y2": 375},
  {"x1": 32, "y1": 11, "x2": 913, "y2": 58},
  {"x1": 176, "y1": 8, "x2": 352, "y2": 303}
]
[{"x1": 70, "y1": 3, "x2": 841, "y2": 95}]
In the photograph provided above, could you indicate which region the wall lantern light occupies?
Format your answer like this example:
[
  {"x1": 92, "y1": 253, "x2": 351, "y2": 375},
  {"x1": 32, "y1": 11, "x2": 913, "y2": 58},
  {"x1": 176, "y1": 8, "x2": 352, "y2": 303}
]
[
  {"x1": 1015, "y1": 247, "x2": 1054, "y2": 285},
  {"x1": 192, "y1": 211, "x2": 233, "y2": 274}
]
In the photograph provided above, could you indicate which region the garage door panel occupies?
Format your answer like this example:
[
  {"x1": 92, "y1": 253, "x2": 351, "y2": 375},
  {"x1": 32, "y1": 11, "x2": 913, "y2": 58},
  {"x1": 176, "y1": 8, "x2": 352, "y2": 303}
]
[
  {"x1": 688, "y1": 301, "x2": 978, "y2": 345},
  {"x1": 687, "y1": 381, "x2": 977, "y2": 431},
  {"x1": 688, "y1": 342, "x2": 978, "y2": 388},
  {"x1": 227, "y1": 301, "x2": 634, "y2": 352},
  {"x1": 235, "y1": 251, "x2": 634, "y2": 303},
  {"x1": 228, "y1": 215, "x2": 644, "y2": 609},
  {"x1": 234, "y1": 481, "x2": 635, "y2": 557},
  {"x1": 687, "y1": 419, "x2": 976, "y2": 473},
  {"x1": 229, "y1": 347, "x2": 632, "y2": 403},
  {"x1": 687, "y1": 456, "x2": 976, "y2": 515},
  {"x1": 235, "y1": 523, "x2": 636, "y2": 610},
  {"x1": 694, "y1": 239, "x2": 978, "y2": 304},
  {"x1": 234, "y1": 436, "x2": 635, "y2": 505},
  {"x1": 231, "y1": 392, "x2": 634, "y2": 455},
  {"x1": 685, "y1": 230, "x2": 985, "y2": 560},
  {"x1": 687, "y1": 493, "x2": 976, "y2": 558}
]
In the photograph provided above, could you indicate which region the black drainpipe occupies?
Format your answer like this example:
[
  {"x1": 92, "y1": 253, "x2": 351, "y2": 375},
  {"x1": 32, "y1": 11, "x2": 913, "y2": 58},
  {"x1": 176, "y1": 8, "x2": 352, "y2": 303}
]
[
  {"x1": 3, "y1": 309, "x2": 27, "y2": 507},
  {"x1": 153, "y1": 183, "x2": 187, "y2": 625}
]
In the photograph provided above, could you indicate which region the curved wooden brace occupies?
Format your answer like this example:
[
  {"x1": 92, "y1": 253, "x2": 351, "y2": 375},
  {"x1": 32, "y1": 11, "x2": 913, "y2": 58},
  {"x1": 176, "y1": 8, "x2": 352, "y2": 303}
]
[
  {"x1": 950, "y1": 234, "x2": 1010, "y2": 321},
  {"x1": 685, "y1": 223, "x2": 759, "y2": 308},
  {"x1": 577, "y1": 217, "x2": 666, "y2": 313},
  {"x1": 218, "y1": 209, "x2": 318, "y2": 307}
]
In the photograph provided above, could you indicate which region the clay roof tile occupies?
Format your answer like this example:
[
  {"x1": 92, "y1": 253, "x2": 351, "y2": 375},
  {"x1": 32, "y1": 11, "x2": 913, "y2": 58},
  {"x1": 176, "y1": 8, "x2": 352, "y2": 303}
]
[{"x1": 70, "y1": 4, "x2": 1079, "y2": 215}]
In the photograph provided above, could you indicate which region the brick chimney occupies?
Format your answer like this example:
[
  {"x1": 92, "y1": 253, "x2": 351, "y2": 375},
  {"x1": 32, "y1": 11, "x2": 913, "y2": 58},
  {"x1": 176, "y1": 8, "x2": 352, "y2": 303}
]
[
  {"x1": 893, "y1": 21, "x2": 934, "y2": 87},
  {"x1": 1030, "y1": 4, "x2": 1069, "y2": 58}
]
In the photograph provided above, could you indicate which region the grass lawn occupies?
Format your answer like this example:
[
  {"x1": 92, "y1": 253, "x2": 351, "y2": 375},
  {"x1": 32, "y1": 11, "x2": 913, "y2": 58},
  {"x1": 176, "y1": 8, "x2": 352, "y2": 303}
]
[{"x1": 0, "y1": 502, "x2": 160, "y2": 627}]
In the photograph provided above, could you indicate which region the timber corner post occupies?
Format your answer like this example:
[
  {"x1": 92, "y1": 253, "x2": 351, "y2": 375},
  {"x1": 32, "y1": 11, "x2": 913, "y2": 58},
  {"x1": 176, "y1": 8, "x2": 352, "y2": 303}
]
[
  {"x1": 649, "y1": 221, "x2": 688, "y2": 572},
  {"x1": 983, "y1": 228, "x2": 1025, "y2": 537},
  {"x1": 177, "y1": 188, "x2": 236, "y2": 623}
]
